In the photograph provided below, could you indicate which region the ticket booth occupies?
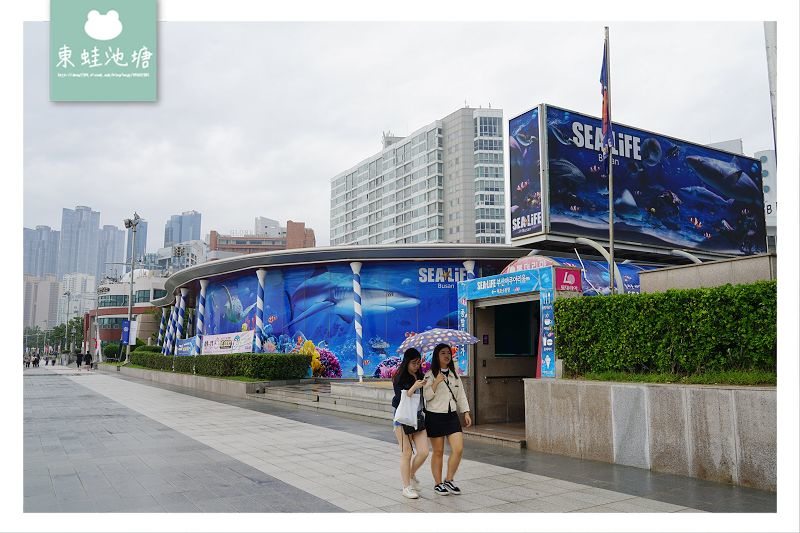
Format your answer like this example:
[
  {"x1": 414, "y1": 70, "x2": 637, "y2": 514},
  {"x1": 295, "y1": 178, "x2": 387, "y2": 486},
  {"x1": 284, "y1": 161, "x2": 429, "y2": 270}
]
[{"x1": 457, "y1": 265, "x2": 581, "y2": 426}]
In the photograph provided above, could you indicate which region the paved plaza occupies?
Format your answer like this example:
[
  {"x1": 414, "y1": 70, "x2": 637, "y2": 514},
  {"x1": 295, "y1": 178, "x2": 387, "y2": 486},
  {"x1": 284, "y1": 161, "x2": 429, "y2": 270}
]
[{"x1": 23, "y1": 365, "x2": 776, "y2": 513}]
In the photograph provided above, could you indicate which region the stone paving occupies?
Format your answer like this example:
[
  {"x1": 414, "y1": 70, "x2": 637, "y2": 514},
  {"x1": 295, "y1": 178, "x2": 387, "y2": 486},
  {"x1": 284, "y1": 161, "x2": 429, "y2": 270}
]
[{"x1": 23, "y1": 365, "x2": 777, "y2": 513}]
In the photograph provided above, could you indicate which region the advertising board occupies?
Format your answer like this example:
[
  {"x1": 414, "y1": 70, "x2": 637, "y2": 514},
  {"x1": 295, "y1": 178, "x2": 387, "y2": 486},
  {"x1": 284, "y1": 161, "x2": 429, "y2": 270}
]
[
  {"x1": 509, "y1": 106, "x2": 544, "y2": 239},
  {"x1": 510, "y1": 104, "x2": 767, "y2": 256}
]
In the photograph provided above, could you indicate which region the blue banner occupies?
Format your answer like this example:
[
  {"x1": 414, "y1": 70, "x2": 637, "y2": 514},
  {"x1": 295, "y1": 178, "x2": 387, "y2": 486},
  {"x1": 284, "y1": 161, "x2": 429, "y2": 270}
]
[
  {"x1": 460, "y1": 267, "x2": 553, "y2": 301},
  {"x1": 540, "y1": 290, "x2": 556, "y2": 378},
  {"x1": 509, "y1": 106, "x2": 543, "y2": 239},
  {"x1": 176, "y1": 337, "x2": 198, "y2": 356},
  {"x1": 543, "y1": 105, "x2": 766, "y2": 255},
  {"x1": 120, "y1": 320, "x2": 130, "y2": 344}
]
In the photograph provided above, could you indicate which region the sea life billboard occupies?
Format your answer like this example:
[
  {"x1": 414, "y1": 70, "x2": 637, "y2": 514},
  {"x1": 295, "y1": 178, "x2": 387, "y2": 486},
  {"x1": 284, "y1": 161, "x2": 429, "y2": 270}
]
[
  {"x1": 509, "y1": 106, "x2": 543, "y2": 239},
  {"x1": 203, "y1": 261, "x2": 488, "y2": 378},
  {"x1": 511, "y1": 104, "x2": 767, "y2": 256}
]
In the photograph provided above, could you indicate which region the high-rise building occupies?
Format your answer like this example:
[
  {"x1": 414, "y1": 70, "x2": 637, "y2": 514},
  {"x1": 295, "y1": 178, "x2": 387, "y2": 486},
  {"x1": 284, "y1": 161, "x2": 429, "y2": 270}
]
[
  {"x1": 58, "y1": 205, "x2": 100, "y2": 278},
  {"x1": 23, "y1": 225, "x2": 60, "y2": 277},
  {"x1": 164, "y1": 211, "x2": 201, "y2": 247},
  {"x1": 330, "y1": 106, "x2": 505, "y2": 246},
  {"x1": 754, "y1": 149, "x2": 776, "y2": 252},
  {"x1": 23, "y1": 275, "x2": 60, "y2": 330},
  {"x1": 125, "y1": 218, "x2": 148, "y2": 270},
  {"x1": 98, "y1": 225, "x2": 126, "y2": 279}
]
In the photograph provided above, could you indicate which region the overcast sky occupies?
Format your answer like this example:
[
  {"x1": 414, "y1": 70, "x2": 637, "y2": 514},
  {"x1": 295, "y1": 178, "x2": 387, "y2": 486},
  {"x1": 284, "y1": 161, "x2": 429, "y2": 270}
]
[{"x1": 23, "y1": 21, "x2": 774, "y2": 251}]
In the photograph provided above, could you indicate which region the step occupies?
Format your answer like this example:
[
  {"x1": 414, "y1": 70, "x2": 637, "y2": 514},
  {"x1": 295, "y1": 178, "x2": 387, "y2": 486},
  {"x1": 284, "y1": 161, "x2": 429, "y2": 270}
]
[
  {"x1": 318, "y1": 394, "x2": 395, "y2": 414},
  {"x1": 462, "y1": 428, "x2": 526, "y2": 449},
  {"x1": 261, "y1": 388, "x2": 320, "y2": 403},
  {"x1": 245, "y1": 392, "x2": 393, "y2": 421}
]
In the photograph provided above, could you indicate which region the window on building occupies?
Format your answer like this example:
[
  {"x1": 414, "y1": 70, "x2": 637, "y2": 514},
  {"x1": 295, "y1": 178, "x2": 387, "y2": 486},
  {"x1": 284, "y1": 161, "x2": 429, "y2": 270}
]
[
  {"x1": 134, "y1": 290, "x2": 151, "y2": 303},
  {"x1": 99, "y1": 294, "x2": 128, "y2": 307}
]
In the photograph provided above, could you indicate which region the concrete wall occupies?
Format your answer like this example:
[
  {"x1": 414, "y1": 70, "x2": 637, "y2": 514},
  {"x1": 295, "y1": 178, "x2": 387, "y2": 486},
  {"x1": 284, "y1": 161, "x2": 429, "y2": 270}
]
[
  {"x1": 640, "y1": 254, "x2": 776, "y2": 293},
  {"x1": 97, "y1": 364, "x2": 272, "y2": 398},
  {"x1": 524, "y1": 379, "x2": 776, "y2": 491}
]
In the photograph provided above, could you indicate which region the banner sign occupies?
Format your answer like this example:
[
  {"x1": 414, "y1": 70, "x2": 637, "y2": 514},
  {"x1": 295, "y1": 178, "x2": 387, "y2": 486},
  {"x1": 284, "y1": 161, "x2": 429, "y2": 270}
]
[
  {"x1": 120, "y1": 319, "x2": 130, "y2": 344},
  {"x1": 509, "y1": 106, "x2": 544, "y2": 239},
  {"x1": 460, "y1": 267, "x2": 553, "y2": 301},
  {"x1": 201, "y1": 330, "x2": 255, "y2": 355},
  {"x1": 544, "y1": 105, "x2": 767, "y2": 255},
  {"x1": 554, "y1": 267, "x2": 582, "y2": 292},
  {"x1": 540, "y1": 289, "x2": 556, "y2": 378},
  {"x1": 176, "y1": 337, "x2": 198, "y2": 356},
  {"x1": 128, "y1": 320, "x2": 138, "y2": 345}
]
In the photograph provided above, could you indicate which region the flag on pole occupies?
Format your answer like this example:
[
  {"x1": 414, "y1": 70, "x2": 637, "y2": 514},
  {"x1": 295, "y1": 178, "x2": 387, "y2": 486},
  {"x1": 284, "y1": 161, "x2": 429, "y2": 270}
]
[{"x1": 599, "y1": 34, "x2": 613, "y2": 162}]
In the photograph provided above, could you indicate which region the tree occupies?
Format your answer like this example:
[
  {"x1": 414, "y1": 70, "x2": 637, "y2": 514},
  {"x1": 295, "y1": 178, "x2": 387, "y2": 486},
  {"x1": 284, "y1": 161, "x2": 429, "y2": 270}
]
[{"x1": 67, "y1": 316, "x2": 85, "y2": 352}]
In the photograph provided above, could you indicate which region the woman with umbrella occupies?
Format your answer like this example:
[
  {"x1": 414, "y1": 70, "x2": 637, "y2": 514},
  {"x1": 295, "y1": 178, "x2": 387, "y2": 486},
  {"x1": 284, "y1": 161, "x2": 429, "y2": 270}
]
[{"x1": 423, "y1": 343, "x2": 472, "y2": 496}]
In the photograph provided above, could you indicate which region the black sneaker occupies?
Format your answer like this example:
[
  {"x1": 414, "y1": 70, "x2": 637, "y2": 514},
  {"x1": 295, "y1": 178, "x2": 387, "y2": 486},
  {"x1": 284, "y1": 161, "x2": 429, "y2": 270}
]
[
  {"x1": 434, "y1": 483, "x2": 450, "y2": 496},
  {"x1": 443, "y1": 480, "x2": 461, "y2": 495}
]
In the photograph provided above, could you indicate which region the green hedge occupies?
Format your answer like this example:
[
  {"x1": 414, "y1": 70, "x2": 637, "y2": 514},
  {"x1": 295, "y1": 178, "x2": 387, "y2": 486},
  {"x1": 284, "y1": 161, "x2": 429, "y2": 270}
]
[
  {"x1": 554, "y1": 280, "x2": 777, "y2": 376},
  {"x1": 129, "y1": 352, "x2": 312, "y2": 380},
  {"x1": 103, "y1": 342, "x2": 121, "y2": 359},
  {"x1": 132, "y1": 345, "x2": 163, "y2": 353}
]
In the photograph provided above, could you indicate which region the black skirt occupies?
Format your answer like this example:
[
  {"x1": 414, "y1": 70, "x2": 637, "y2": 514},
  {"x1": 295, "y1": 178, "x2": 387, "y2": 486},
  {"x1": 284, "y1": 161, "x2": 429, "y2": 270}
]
[{"x1": 424, "y1": 410, "x2": 462, "y2": 438}]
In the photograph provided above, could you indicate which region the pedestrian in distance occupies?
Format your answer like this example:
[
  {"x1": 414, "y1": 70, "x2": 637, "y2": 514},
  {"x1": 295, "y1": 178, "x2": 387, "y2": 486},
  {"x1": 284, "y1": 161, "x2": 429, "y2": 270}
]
[
  {"x1": 423, "y1": 343, "x2": 472, "y2": 496},
  {"x1": 75, "y1": 352, "x2": 82, "y2": 371},
  {"x1": 83, "y1": 352, "x2": 92, "y2": 371},
  {"x1": 391, "y1": 348, "x2": 430, "y2": 499}
]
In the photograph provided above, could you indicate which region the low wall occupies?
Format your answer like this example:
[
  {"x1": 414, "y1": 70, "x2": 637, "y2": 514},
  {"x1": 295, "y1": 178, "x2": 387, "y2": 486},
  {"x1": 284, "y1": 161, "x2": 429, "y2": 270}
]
[
  {"x1": 640, "y1": 253, "x2": 776, "y2": 293},
  {"x1": 97, "y1": 364, "x2": 295, "y2": 398},
  {"x1": 523, "y1": 379, "x2": 776, "y2": 491}
]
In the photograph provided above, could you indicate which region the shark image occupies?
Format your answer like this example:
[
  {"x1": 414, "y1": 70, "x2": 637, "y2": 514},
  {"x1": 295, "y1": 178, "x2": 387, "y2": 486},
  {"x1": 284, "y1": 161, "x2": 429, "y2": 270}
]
[
  {"x1": 287, "y1": 270, "x2": 420, "y2": 328},
  {"x1": 685, "y1": 156, "x2": 760, "y2": 203},
  {"x1": 219, "y1": 285, "x2": 257, "y2": 324},
  {"x1": 679, "y1": 186, "x2": 735, "y2": 208}
]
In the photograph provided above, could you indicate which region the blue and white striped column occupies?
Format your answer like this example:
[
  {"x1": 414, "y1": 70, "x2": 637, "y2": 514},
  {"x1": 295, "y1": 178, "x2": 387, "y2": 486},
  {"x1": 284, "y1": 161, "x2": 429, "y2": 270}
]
[
  {"x1": 255, "y1": 269, "x2": 267, "y2": 353},
  {"x1": 195, "y1": 279, "x2": 208, "y2": 355},
  {"x1": 156, "y1": 307, "x2": 168, "y2": 347},
  {"x1": 350, "y1": 262, "x2": 364, "y2": 382},
  {"x1": 173, "y1": 288, "x2": 189, "y2": 355},
  {"x1": 463, "y1": 260, "x2": 476, "y2": 280},
  {"x1": 162, "y1": 302, "x2": 178, "y2": 355}
]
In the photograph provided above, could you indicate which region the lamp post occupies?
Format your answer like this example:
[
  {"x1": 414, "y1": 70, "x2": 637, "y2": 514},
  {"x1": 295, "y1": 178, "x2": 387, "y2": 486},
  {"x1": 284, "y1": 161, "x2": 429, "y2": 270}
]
[
  {"x1": 63, "y1": 290, "x2": 72, "y2": 355},
  {"x1": 123, "y1": 212, "x2": 141, "y2": 363}
]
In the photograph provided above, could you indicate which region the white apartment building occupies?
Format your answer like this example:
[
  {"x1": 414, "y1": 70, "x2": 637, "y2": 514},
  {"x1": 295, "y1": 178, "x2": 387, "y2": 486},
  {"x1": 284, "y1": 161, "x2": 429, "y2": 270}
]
[{"x1": 330, "y1": 106, "x2": 505, "y2": 246}]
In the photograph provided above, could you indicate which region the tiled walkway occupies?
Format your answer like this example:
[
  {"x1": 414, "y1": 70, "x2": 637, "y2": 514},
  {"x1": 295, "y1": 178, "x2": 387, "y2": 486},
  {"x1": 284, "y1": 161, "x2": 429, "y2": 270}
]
[{"x1": 23, "y1": 366, "x2": 776, "y2": 513}]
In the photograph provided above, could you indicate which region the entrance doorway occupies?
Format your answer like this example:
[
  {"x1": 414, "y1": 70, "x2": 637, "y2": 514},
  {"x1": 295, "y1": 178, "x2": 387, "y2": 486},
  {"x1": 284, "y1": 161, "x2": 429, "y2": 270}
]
[{"x1": 471, "y1": 296, "x2": 540, "y2": 426}]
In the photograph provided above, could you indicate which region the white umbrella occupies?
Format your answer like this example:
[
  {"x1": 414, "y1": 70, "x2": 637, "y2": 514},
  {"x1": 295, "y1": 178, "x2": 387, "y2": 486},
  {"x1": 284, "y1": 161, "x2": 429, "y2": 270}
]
[{"x1": 396, "y1": 328, "x2": 479, "y2": 354}]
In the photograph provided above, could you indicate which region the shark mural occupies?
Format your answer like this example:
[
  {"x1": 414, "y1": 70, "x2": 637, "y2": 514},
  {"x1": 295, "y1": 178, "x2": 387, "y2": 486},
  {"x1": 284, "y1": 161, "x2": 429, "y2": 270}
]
[{"x1": 202, "y1": 261, "x2": 510, "y2": 377}]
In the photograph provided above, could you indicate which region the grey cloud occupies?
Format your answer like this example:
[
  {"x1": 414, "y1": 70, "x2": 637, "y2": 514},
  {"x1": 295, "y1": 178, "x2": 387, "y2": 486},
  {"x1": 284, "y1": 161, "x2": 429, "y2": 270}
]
[{"x1": 24, "y1": 21, "x2": 774, "y2": 249}]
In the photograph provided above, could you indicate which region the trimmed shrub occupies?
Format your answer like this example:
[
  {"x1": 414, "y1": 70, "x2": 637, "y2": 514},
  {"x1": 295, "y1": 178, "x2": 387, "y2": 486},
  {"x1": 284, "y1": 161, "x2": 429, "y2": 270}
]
[
  {"x1": 129, "y1": 352, "x2": 312, "y2": 380},
  {"x1": 103, "y1": 342, "x2": 121, "y2": 359},
  {"x1": 133, "y1": 345, "x2": 163, "y2": 353},
  {"x1": 554, "y1": 280, "x2": 777, "y2": 376}
]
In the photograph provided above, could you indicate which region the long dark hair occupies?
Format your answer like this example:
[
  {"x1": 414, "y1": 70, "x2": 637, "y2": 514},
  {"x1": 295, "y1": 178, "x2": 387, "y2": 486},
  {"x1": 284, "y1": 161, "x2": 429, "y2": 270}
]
[
  {"x1": 393, "y1": 348, "x2": 422, "y2": 385},
  {"x1": 430, "y1": 343, "x2": 457, "y2": 378}
]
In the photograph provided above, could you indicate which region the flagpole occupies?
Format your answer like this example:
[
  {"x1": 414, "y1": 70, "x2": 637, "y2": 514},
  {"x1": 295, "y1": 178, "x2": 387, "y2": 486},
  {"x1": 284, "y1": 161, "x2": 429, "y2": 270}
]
[{"x1": 605, "y1": 26, "x2": 615, "y2": 295}]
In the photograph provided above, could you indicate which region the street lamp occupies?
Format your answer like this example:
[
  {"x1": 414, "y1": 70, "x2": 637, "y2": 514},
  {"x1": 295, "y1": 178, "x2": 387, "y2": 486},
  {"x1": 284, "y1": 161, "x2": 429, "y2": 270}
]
[
  {"x1": 63, "y1": 290, "x2": 72, "y2": 355},
  {"x1": 123, "y1": 212, "x2": 141, "y2": 362}
]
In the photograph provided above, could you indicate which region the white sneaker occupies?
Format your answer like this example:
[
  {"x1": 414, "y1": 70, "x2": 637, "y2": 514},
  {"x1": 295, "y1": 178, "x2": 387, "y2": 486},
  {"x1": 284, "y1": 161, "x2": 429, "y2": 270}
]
[
  {"x1": 410, "y1": 475, "x2": 421, "y2": 490},
  {"x1": 402, "y1": 486, "x2": 419, "y2": 499}
]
